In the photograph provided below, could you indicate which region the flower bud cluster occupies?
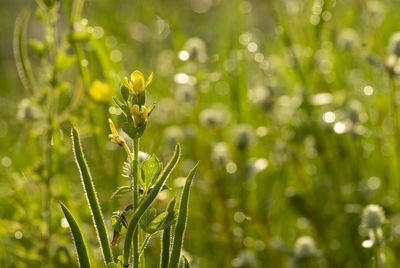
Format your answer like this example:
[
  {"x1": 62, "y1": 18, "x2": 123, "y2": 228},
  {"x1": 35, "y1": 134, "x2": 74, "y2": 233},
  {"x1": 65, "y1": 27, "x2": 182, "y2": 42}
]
[{"x1": 113, "y1": 70, "x2": 155, "y2": 139}]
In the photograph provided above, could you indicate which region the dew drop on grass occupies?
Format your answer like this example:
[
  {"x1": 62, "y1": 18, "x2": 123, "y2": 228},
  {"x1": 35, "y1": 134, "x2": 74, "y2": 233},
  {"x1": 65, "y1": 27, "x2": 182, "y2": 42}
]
[
  {"x1": 226, "y1": 161, "x2": 237, "y2": 174},
  {"x1": 256, "y1": 126, "x2": 268, "y2": 137},
  {"x1": 110, "y1": 49, "x2": 122, "y2": 62},
  {"x1": 93, "y1": 26, "x2": 104, "y2": 39},
  {"x1": 334, "y1": 122, "x2": 346, "y2": 134},
  {"x1": 1, "y1": 157, "x2": 11, "y2": 167},
  {"x1": 81, "y1": 59, "x2": 88, "y2": 67},
  {"x1": 323, "y1": 111, "x2": 336, "y2": 123},
  {"x1": 362, "y1": 240, "x2": 374, "y2": 248},
  {"x1": 367, "y1": 176, "x2": 381, "y2": 190},
  {"x1": 363, "y1": 85, "x2": 374, "y2": 96},
  {"x1": 174, "y1": 73, "x2": 189, "y2": 84},
  {"x1": 14, "y1": 231, "x2": 23, "y2": 239},
  {"x1": 234, "y1": 211, "x2": 246, "y2": 223},
  {"x1": 247, "y1": 42, "x2": 258, "y2": 53},
  {"x1": 178, "y1": 50, "x2": 189, "y2": 61}
]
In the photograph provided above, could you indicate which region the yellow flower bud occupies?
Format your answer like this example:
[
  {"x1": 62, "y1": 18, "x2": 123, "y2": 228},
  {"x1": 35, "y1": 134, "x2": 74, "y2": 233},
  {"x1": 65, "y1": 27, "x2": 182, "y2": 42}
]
[
  {"x1": 89, "y1": 80, "x2": 111, "y2": 102},
  {"x1": 108, "y1": 118, "x2": 125, "y2": 146},
  {"x1": 131, "y1": 105, "x2": 149, "y2": 127}
]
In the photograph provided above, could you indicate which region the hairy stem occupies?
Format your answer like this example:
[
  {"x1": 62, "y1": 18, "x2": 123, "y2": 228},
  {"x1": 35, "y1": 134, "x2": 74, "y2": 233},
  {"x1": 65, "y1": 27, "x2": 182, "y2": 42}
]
[{"x1": 132, "y1": 138, "x2": 140, "y2": 267}]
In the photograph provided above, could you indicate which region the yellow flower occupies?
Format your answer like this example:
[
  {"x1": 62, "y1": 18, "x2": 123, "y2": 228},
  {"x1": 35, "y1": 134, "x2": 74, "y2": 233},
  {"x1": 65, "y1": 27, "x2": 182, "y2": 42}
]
[
  {"x1": 108, "y1": 118, "x2": 125, "y2": 146},
  {"x1": 89, "y1": 80, "x2": 111, "y2": 102},
  {"x1": 123, "y1": 70, "x2": 153, "y2": 95},
  {"x1": 130, "y1": 105, "x2": 149, "y2": 127}
]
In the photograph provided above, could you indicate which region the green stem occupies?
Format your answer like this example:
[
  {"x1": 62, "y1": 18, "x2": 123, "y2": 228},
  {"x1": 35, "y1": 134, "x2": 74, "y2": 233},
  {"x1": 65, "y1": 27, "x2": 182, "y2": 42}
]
[
  {"x1": 160, "y1": 228, "x2": 171, "y2": 268},
  {"x1": 132, "y1": 138, "x2": 140, "y2": 267},
  {"x1": 139, "y1": 235, "x2": 152, "y2": 257},
  {"x1": 42, "y1": 6, "x2": 59, "y2": 266}
]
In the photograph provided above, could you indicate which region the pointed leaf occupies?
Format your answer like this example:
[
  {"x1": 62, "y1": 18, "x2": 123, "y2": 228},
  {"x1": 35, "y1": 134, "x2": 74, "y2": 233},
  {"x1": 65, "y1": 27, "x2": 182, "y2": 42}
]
[
  {"x1": 111, "y1": 186, "x2": 132, "y2": 199},
  {"x1": 141, "y1": 154, "x2": 162, "y2": 188},
  {"x1": 168, "y1": 163, "x2": 198, "y2": 268},
  {"x1": 71, "y1": 127, "x2": 113, "y2": 264},
  {"x1": 58, "y1": 201, "x2": 91, "y2": 268}
]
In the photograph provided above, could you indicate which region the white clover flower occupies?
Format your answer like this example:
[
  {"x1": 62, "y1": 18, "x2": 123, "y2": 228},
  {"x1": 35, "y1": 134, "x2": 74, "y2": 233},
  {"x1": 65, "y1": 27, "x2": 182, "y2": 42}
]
[
  {"x1": 183, "y1": 37, "x2": 208, "y2": 63},
  {"x1": 362, "y1": 204, "x2": 385, "y2": 229},
  {"x1": 248, "y1": 86, "x2": 271, "y2": 109},
  {"x1": 294, "y1": 236, "x2": 318, "y2": 259},
  {"x1": 17, "y1": 99, "x2": 42, "y2": 121},
  {"x1": 337, "y1": 28, "x2": 360, "y2": 50},
  {"x1": 234, "y1": 124, "x2": 254, "y2": 150},
  {"x1": 164, "y1": 126, "x2": 185, "y2": 146},
  {"x1": 199, "y1": 106, "x2": 230, "y2": 128},
  {"x1": 211, "y1": 142, "x2": 231, "y2": 166},
  {"x1": 174, "y1": 84, "x2": 197, "y2": 103}
]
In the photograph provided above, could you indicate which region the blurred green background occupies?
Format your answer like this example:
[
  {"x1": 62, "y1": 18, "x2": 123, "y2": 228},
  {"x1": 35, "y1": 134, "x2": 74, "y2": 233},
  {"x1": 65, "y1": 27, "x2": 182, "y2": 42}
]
[{"x1": 2, "y1": 0, "x2": 400, "y2": 267}]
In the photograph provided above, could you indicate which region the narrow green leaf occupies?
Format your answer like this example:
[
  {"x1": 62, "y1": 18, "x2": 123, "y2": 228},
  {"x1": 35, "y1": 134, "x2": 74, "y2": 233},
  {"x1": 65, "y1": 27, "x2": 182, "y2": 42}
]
[
  {"x1": 183, "y1": 256, "x2": 191, "y2": 268},
  {"x1": 123, "y1": 143, "x2": 181, "y2": 267},
  {"x1": 111, "y1": 186, "x2": 132, "y2": 199},
  {"x1": 71, "y1": 126, "x2": 113, "y2": 264},
  {"x1": 147, "y1": 104, "x2": 156, "y2": 116},
  {"x1": 168, "y1": 163, "x2": 199, "y2": 268},
  {"x1": 142, "y1": 212, "x2": 168, "y2": 234},
  {"x1": 13, "y1": 8, "x2": 37, "y2": 94},
  {"x1": 160, "y1": 198, "x2": 176, "y2": 268},
  {"x1": 113, "y1": 97, "x2": 130, "y2": 116},
  {"x1": 58, "y1": 201, "x2": 91, "y2": 268}
]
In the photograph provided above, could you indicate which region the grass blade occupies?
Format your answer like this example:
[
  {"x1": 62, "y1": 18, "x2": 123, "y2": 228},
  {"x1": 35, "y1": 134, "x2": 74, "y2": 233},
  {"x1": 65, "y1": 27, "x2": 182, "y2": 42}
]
[
  {"x1": 123, "y1": 143, "x2": 181, "y2": 267},
  {"x1": 168, "y1": 163, "x2": 198, "y2": 268},
  {"x1": 160, "y1": 198, "x2": 176, "y2": 268},
  {"x1": 71, "y1": 126, "x2": 113, "y2": 264},
  {"x1": 13, "y1": 8, "x2": 37, "y2": 95},
  {"x1": 58, "y1": 201, "x2": 91, "y2": 268}
]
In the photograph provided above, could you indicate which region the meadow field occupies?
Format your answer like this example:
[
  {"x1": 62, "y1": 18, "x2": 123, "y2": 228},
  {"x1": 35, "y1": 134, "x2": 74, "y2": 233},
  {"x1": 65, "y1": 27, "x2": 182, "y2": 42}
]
[{"x1": 1, "y1": 0, "x2": 400, "y2": 267}]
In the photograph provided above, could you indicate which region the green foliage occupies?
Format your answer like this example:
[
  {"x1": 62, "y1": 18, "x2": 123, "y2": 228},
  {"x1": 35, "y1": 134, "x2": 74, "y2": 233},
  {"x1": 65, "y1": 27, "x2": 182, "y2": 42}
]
[
  {"x1": 8, "y1": 0, "x2": 400, "y2": 267},
  {"x1": 13, "y1": 8, "x2": 36, "y2": 94},
  {"x1": 58, "y1": 201, "x2": 91, "y2": 268},
  {"x1": 141, "y1": 154, "x2": 163, "y2": 190},
  {"x1": 123, "y1": 143, "x2": 182, "y2": 266},
  {"x1": 71, "y1": 126, "x2": 113, "y2": 264},
  {"x1": 168, "y1": 164, "x2": 198, "y2": 268}
]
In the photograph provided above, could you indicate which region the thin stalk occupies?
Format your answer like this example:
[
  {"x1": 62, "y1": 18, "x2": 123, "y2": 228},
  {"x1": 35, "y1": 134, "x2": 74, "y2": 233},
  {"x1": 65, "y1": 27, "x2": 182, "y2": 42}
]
[
  {"x1": 42, "y1": 5, "x2": 59, "y2": 266},
  {"x1": 160, "y1": 228, "x2": 171, "y2": 268},
  {"x1": 160, "y1": 198, "x2": 176, "y2": 268},
  {"x1": 139, "y1": 235, "x2": 152, "y2": 258},
  {"x1": 132, "y1": 138, "x2": 140, "y2": 267}
]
